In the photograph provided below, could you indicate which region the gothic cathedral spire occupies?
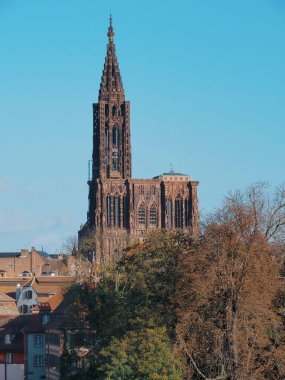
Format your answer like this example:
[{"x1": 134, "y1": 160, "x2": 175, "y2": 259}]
[
  {"x1": 92, "y1": 16, "x2": 131, "y2": 180},
  {"x1": 99, "y1": 15, "x2": 125, "y2": 103},
  {"x1": 80, "y1": 17, "x2": 199, "y2": 265}
]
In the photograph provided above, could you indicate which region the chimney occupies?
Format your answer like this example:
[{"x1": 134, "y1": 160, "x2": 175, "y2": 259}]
[{"x1": 16, "y1": 283, "x2": 21, "y2": 302}]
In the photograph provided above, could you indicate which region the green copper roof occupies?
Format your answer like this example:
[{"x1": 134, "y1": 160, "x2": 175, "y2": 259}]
[{"x1": 153, "y1": 172, "x2": 189, "y2": 179}]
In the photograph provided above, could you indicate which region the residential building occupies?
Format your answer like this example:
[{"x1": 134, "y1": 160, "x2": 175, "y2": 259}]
[
  {"x1": 17, "y1": 277, "x2": 72, "y2": 315},
  {"x1": 0, "y1": 248, "x2": 70, "y2": 278},
  {"x1": 0, "y1": 315, "x2": 30, "y2": 380}
]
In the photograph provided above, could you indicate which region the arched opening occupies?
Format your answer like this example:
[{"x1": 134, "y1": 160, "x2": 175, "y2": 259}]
[
  {"x1": 167, "y1": 199, "x2": 173, "y2": 228},
  {"x1": 105, "y1": 127, "x2": 109, "y2": 168},
  {"x1": 184, "y1": 199, "x2": 189, "y2": 227},
  {"x1": 123, "y1": 195, "x2": 129, "y2": 228},
  {"x1": 107, "y1": 195, "x2": 112, "y2": 227},
  {"x1": 138, "y1": 204, "x2": 146, "y2": 226},
  {"x1": 113, "y1": 126, "x2": 119, "y2": 146},
  {"x1": 149, "y1": 205, "x2": 157, "y2": 226},
  {"x1": 114, "y1": 196, "x2": 120, "y2": 227},
  {"x1": 112, "y1": 105, "x2": 118, "y2": 117},
  {"x1": 175, "y1": 198, "x2": 183, "y2": 228},
  {"x1": 105, "y1": 105, "x2": 109, "y2": 117}
]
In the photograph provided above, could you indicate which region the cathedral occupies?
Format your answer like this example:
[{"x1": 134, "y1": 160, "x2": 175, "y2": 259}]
[{"x1": 79, "y1": 17, "x2": 199, "y2": 263}]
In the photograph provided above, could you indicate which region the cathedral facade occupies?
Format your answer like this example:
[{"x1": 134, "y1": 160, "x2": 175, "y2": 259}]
[{"x1": 79, "y1": 18, "x2": 199, "y2": 264}]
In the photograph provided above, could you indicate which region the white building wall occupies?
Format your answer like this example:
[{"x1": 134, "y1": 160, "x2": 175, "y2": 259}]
[
  {"x1": 17, "y1": 286, "x2": 38, "y2": 314},
  {"x1": 0, "y1": 364, "x2": 24, "y2": 380}
]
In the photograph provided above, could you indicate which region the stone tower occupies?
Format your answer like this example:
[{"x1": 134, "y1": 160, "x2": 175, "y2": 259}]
[{"x1": 79, "y1": 17, "x2": 199, "y2": 264}]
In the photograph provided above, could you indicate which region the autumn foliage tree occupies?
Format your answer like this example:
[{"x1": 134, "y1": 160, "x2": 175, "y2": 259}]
[{"x1": 65, "y1": 183, "x2": 285, "y2": 380}]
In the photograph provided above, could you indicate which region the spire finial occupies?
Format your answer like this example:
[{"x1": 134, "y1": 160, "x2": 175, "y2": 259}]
[
  {"x1": 108, "y1": 14, "x2": 114, "y2": 43},
  {"x1": 170, "y1": 163, "x2": 174, "y2": 174}
]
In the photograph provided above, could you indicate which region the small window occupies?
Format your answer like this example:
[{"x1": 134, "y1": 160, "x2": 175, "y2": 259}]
[
  {"x1": 5, "y1": 334, "x2": 12, "y2": 344},
  {"x1": 25, "y1": 290, "x2": 33, "y2": 300},
  {"x1": 33, "y1": 354, "x2": 44, "y2": 367},
  {"x1": 112, "y1": 150, "x2": 119, "y2": 171},
  {"x1": 22, "y1": 271, "x2": 31, "y2": 277},
  {"x1": 22, "y1": 305, "x2": 28, "y2": 314},
  {"x1": 42, "y1": 314, "x2": 50, "y2": 325},
  {"x1": 5, "y1": 353, "x2": 13, "y2": 364},
  {"x1": 34, "y1": 335, "x2": 43, "y2": 348}
]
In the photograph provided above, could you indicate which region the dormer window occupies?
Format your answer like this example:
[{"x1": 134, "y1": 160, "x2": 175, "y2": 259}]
[
  {"x1": 42, "y1": 314, "x2": 50, "y2": 325},
  {"x1": 25, "y1": 290, "x2": 33, "y2": 300},
  {"x1": 5, "y1": 334, "x2": 12, "y2": 344}
]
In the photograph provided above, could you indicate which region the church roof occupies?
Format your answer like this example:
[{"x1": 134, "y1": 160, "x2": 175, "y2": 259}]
[{"x1": 153, "y1": 172, "x2": 189, "y2": 179}]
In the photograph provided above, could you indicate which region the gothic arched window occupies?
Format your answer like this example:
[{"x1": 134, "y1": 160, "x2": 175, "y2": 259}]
[
  {"x1": 138, "y1": 204, "x2": 146, "y2": 226},
  {"x1": 184, "y1": 199, "x2": 189, "y2": 227},
  {"x1": 114, "y1": 196, "x2": 120, "y2": 227},
  {"x1": 123, "y1": 195, "x2": 128, "y2": 228},
  {"x1": 112, "y1": 105, "x2": 118, "y2": 117},
  {"x1": 107, "y1": 195, "x2": 112, "y2": 227},
  {"x1": 105, "y1": 127, "x2": 109, "y2": 168},
  {"x1": 105, "y1": 105, "x2": 109, "y2": 117},
  {"x1": 167, "y1": 199, "x2": 173, "y2": 228},
  {"x1": 175, "y1": 198, "x2": 183, "y2": 228},
  {"x1": 149, "y1": 205, "x2": 157, "y2": 226},
  {"x1": 112, "y1": 151, "x2": 119, "y2": 171},
  {"x1": 113, "y1": 127, "x2": 119, "y2": 146}
]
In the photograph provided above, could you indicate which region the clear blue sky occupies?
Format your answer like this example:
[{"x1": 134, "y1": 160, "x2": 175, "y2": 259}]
[{"x1": 0, "y1": 0, "x2": 284, "y2": 253}]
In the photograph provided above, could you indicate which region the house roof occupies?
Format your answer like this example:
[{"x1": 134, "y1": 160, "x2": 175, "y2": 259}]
[
  {"x1": 0, "y1": 252, "x2": 21, "y2": 258},
  {"x1": 0, "y1": 278, "x2": 29, "y2": 294},
  {"x1": 0, "y1": 293, "x2": 19, "y2": 316},
  {"x1": 21, "y1": 314, "x2": 43, "y2": 333},
  {"x1": 0, "y1": 315, "x2": 30, "y2": 351},
  {"x1": 33, "y1": 293, "x2": 64, "y2": 313},
  {"x1": 0, "y1": 293, "x2": 14, "y2": 302}
]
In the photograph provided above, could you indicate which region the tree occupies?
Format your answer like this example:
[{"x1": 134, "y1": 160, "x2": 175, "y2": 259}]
[
  {"x1": 98, "y1": 326, "x2": 183, "y2": 380},
  {"x1": 63, "y1": 183, "x2": 285, "y2": 380},
  {"x1": 176, "y1": 183, "x2": 285, "y2": 380}
]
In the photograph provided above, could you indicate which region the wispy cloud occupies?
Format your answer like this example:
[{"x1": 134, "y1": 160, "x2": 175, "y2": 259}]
[
  {"x1": 31, "y1": 232, "x2": 67, "y2": 254},
  {"x1": 0, "y1": 178, "x2": 39, "y2": 197},
  {"x1": 0, "y1": 208, "x2": 69, "y2": 235}
]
